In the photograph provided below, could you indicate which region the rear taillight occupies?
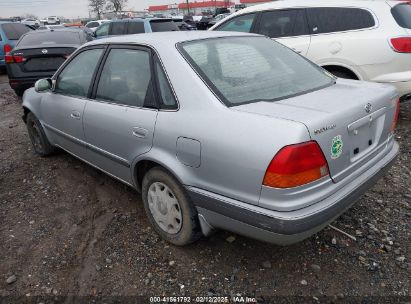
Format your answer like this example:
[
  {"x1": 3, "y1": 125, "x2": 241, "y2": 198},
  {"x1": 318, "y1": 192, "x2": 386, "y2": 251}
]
[
  {"x1": 391, "y1": 98, "x2": 400, "y2": 132},
  {"x1": 4, "y1": 44, "x2": 13, "y2": 63},
  {"x1": 12, "y1": 55, "x2": 26, "y2": 63},
  {"x1": 263, "y1": 141, "x2": 329, "y2": 188},
  {"x1": 390, "y1": 37, "x2": 411, "y2": 53}
]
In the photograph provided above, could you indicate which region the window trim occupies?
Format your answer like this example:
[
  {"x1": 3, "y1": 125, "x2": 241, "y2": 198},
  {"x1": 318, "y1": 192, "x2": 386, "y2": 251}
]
[
  {"x1": 253, "y1": 8, "x2": 310, "y2": 39},
  {"x1": 306, "y1": 6, "x2": 378, "y2": 36},
  {"x1": 52, "y1": 45, "x2": 107, "y2": 100},
  {"x1": 213, "y1": 12, "x2": 260, "y2": 33},
  {"x1": 90, "y1": 44, "x2": 159, "y2": 111}
]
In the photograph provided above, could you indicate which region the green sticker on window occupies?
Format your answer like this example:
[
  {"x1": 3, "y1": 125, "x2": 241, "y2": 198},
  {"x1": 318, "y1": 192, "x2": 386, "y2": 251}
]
[{"x1": 331, "y1": 135, "x2": 343, "y2": 159}]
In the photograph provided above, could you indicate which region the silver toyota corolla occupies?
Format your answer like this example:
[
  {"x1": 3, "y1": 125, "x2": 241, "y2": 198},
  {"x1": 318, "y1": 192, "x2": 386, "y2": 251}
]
[{"x1": 22, "y1": 31, "x2": 399, "y2": 246}]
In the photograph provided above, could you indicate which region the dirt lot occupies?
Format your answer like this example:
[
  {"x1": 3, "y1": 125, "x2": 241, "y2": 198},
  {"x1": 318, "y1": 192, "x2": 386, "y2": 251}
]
[{"x1": 0, "y1": 71, "x2": 410, "y2": 302}]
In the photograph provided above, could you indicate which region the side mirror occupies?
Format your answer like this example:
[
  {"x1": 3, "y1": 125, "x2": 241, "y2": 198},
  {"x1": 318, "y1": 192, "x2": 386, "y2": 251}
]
[
  {"x1": 34, "y1": 79, "x2": 52, "y2": 92},
  {"x1": 92, "y1": 31, "x2": 97, "y2": 38}
]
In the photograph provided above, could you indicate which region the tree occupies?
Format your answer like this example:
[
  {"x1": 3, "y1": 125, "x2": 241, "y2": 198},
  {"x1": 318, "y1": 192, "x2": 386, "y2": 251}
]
[
  {"x1": 105, "y1": 0, "x2": 128, "y2": 13},
  {"x1": 89, "y1": 0, "x2": 106, "y2": 19}
]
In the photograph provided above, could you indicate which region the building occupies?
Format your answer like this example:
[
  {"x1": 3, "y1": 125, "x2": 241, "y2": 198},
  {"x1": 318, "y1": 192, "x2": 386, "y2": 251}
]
[
  {"x1": 148, "y1": 1, "x2": 234, "y2": 16},
  {"x1": 240, "y1": 0, "x2": 274, "y2": 7}
]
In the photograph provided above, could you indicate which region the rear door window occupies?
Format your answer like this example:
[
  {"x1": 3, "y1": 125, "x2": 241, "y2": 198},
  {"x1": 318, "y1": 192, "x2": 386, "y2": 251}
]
[
  {"x1": 307, "y1": 7, "x2": 375, "y2": 34},
  {"x1": 214, "y1": 13, "x2": 257, "y2": 33},
  {"x1": 2, "y1": 23, "x2": 31, "y2": 40},
  {"x1": 150, "y1": 20, "x2": 179, "y2": 32},
  {"x1": 257, "y1": 9, "x2": 308, "y2": 38},
  {"x1": 392, "y1": 4, "x2": 411, "y2": 29},
  {"x1": 110, "y1": 22, "x2": 127, "y2": 35},
  {"x1": 95, "y1": 48, "x2": 155, "y2": 108},
  {"x1": 128, "y1": 22, "x2": 145, "y2": 34},
  {"x1": 87, "y1": 22, "x2": 99, "y2": 28}
]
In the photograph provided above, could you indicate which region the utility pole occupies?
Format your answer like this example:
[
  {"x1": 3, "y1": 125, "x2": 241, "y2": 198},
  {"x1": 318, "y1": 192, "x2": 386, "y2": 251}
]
[{"x1": 186, "y1": 0, "x2": 190, "y2": 15}]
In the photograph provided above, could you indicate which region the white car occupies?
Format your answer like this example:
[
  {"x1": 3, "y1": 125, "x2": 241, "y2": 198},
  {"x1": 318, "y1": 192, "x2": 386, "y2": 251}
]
[
  {"x1": 45, "y1": 16, "x2": 60, "y2": 25},
  {"x1": 21, "y1": 18, "x2": 40, "y2": 28},
  {"x1": 85, "y1": 20, "x2": 110, "y2": 32},
  {"x1": 210, "y1": 0, "x2": 411, "y2": 100}
]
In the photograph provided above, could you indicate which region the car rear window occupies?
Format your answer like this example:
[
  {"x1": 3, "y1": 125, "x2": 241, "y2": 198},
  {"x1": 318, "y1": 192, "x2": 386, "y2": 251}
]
[
  {"x1": 179, "y1": 36, "x2": 334, "y2": 106},
  {"x1": 391, "y1": 4, "x2": 411, "y2": 29},
  {"x1": 17, "y1": 31, "x2": 80, "y2": 47},
  {"x1": 306, "y1": 7, "x2": 375, "y2": 34},
  {"x1": 1, "y1": 23, "x2": 31, "y2": 40},
  {"x1": 150, "y1": 20, "x2": 179, "y2": 32}
]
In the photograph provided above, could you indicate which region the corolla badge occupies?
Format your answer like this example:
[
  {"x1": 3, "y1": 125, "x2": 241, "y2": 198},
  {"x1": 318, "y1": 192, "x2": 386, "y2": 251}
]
[
  {"x1": 331, "y1": 135, "x2": 343, "y2": 159},
  {"x1": 365, "y1": 102, "x2": 372, "y2": 113},
  {"x1": 42, "y1": 49, "x2": 48, "y2": 54},
  {"x1": 314, "y1": 124, "x2": 336, "y2": 135}
]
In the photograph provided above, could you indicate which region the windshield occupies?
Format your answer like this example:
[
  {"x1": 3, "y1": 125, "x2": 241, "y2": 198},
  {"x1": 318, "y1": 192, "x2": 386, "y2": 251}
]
[
  {"x1": 179, "y1": 36, "x2": 334, "y2": 106},
  {"x1": 18, "y1": 31, "x2": 80, "y2": 47}
]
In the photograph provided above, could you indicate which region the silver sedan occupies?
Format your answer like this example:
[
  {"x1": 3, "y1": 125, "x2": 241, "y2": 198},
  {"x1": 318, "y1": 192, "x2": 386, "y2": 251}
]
[{"x1": 22, "y1": 31, "x2": 399, "y2": 246}]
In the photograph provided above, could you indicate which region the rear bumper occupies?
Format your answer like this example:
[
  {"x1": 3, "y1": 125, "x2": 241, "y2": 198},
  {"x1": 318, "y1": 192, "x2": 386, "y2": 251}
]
[
  {"x1": 371, "y1": 71, "x2": 411, "y2": 98},
  {"x1": 188, "y1": 141, "x2": 399, "y2": 245}
]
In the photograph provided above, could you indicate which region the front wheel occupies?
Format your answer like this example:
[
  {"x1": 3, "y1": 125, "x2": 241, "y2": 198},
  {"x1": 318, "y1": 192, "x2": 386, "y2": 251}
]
[
  {"x1": 142, "y1": 167, "x2": 202, "y2": 246},
  {"x1": 26, "y1": 112, "x2": 55, "y2": 156}
]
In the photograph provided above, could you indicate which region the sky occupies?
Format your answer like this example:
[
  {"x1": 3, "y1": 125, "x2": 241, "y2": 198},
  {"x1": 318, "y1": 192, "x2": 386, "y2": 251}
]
[{"x1": 0, "y1": 0, "x2": 177, "y2": 19}]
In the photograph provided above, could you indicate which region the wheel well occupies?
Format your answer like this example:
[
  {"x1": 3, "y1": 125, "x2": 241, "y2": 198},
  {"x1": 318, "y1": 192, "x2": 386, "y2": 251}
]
[
  {"x1": 134, "y1": 160, "x2": 163, "y2": 191},
  {"x1": 322, "y1": 65, "x2": 359, "y2": 80}
]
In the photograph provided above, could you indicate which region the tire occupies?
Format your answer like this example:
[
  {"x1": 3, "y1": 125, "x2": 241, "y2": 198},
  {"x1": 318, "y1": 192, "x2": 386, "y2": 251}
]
[
  {"x1": 14, "y1": 88, "x2": 25, "y2": 97},
  {"x1": 26, "y1": 112, "x2": 55, "y2": 156},
  {"x1": 142, "y1": 167, "x2": 202, "y2": 246}
]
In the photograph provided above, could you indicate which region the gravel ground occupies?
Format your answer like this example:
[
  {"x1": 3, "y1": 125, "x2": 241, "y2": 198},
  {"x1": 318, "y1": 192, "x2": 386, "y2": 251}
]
[{"x1": 0, "y1": 72, "x2": 410, "y2": 302}]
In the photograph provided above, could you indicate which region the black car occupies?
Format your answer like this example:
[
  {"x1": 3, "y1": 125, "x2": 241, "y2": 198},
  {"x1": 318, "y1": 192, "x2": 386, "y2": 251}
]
[
  {"x1": 172, "y1": 18, "x2": 197, "y2": 31},
  {"x1": 6, "y1": 28, "x2": 91, "y2": 96}
]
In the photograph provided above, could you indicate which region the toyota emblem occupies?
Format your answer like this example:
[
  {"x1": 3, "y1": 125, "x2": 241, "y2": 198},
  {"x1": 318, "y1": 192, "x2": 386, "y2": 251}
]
[
  {"x1": 365, "y1": 103, "x2": 372, "y2": 113},
  {"x1": 42, "y1": 49, "x2": 48, "y2": 54}
]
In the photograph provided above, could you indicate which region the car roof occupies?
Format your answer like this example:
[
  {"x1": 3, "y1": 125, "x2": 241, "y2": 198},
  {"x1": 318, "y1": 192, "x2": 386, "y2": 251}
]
[
  {"x1": 28, "y1": 28, "x2": 85, "y2": 34},
  {"x1": 236, "y1": 0, "x2": 396, "y2": 13},
  {"x1": 110, "y1": 18, "x2": 172, "y2": 23},
  {"x1": 86, "y1": 31, "x2": 258, "y2": 48}
]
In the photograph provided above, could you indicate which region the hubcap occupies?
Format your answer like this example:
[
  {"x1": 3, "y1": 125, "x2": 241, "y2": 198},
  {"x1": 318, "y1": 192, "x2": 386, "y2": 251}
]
[
  {"x1": 29, "y1": 121, "x2": 43, "y2": 152},
  {"x1": 147, "y1": 182, "x2": 182, "y2": 234}
]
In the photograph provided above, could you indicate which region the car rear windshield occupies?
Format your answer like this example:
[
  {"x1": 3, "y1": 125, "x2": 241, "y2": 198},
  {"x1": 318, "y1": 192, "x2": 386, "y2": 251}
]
[
  {"x1": 391, "y1": 3, "x2": 411, "y2": 29},
  {"x1": 179, "y1": 36, "x2": 334, "y2": 106},
  {"x1": 18, "y1": 31, "x2": 80, "y2": 47},
  {"x1": 150, "y1": 20, "x2": 179, "y2": 32},
  {"x1": 1, "y1": 23, "x2": 31, "y2": 40}
]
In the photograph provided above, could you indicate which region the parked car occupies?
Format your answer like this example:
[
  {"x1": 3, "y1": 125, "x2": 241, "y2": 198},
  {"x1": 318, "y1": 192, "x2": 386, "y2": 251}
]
[
  {"x1": 45, "y1": 16, "x2": 60, "y2": 25},
  {"x1": 196, "y1": 16, "x2": 213, "y2": 30},
  {"x1": 210, "y1": 0, "x2": 411, "y2": 101},
  {"x1": 172, "y1": 18, "x2": 197, "y2": 31},
  {"x1": 21, "y1": 18, "x2": 41, "y2": 29},
  {"x1": 6, "y1": 28, "x2": 91, "y2": 96},
  {"x1": 37, "y1": 25, "x2": 65, "y2": 30},
  {"x1": 94, "y1": 18, "x2": 179, "y2": 39},
  {"x1": 207, "y1": 13, "x2": 231, "y2": 28},
  {"x1": 22, "y1": 32, "x2": 399, "y2": 246},
  {"x1": 85, "y1": 20, "x2": 109, "y2": 32},
  {"x1": 0, "y1": 22, "x2": 32, "y2": 70}
]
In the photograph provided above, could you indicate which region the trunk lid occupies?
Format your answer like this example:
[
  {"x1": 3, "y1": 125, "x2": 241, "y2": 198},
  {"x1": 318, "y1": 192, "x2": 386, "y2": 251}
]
[
  {"x1": 11, "y1": 46, "x2": 76, "y2": 72},
  {"x1": 233, "y1": 79, "x2": 398, "y2": 182}
]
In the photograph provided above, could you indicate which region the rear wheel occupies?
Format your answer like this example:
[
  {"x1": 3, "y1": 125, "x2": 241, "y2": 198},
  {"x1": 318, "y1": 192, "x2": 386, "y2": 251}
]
[
  {"x1": 26, "y1": 112, "x2": 55, "y2": 156},
  {"x1": 142, "y1": 167, "x2": 202, "y2": 246}
]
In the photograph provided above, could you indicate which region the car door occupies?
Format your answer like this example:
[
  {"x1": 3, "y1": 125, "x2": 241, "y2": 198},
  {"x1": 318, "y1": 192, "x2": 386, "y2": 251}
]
[
  {"x1": 40, "y1": 47, "x2": 104, "y2": 159},
  {"x1": 254, "y1": 9, "x2": 311, "y2": 56},
  {"x1": 82, "y1": 46, "x2": 159, "y2": 184}
]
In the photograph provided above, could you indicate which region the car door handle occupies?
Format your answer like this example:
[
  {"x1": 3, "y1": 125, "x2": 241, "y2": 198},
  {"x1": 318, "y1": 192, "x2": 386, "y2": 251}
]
[
  {"x1": 70, "y1": 111, "x2": 81, "y2": 120},
  {"x1": 132, "y1": 127, "x2": 148, "y2": 138}
]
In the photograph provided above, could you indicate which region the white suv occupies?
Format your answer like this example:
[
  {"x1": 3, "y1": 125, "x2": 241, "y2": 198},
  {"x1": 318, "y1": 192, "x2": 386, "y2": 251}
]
[{"x1": 210, "y1": 0, "x2": 411, "y2": 100}]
